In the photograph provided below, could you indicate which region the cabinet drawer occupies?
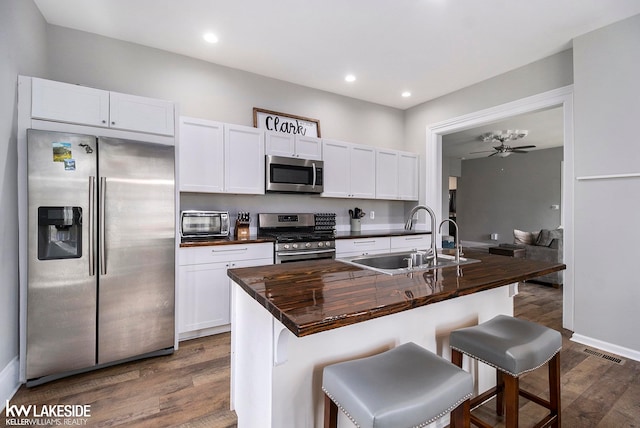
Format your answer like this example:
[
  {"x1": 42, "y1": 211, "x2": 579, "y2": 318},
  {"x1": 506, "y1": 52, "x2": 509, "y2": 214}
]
[
  {"x1": 336, "y1": 237, "x2": 390, "y2": 256},
  {"x1": 390, "y1": 234, "x2": 431, "y2": 251},
  {"x1": 179, "y1": 243, "x2": 273, "y2": 266}
]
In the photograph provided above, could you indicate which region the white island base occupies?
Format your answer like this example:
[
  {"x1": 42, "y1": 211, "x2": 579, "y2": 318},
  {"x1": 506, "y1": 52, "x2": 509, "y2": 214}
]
[{"x1": 231, "y1": 282, "x2": 517, "y2": 428}]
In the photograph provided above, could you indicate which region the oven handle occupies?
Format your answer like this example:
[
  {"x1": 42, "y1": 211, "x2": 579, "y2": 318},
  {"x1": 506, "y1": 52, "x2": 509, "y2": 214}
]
[{"x1": 278, "y1": 249, "x2": 335, "y2": 257}]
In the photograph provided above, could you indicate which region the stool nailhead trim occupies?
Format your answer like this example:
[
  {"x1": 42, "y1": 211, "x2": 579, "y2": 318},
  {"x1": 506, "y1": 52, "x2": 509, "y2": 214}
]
[
  {"x1": 322, "y1": 387, "x2": 472, "y2": 428},
  {"x1": 450, "y1": 345, "x2": 562, "y2": 377}
]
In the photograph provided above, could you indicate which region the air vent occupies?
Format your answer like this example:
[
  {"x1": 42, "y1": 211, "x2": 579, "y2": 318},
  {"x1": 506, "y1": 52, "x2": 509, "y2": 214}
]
[{"x1": 583, "y1": 348, "x2": 625, "y2": 365}]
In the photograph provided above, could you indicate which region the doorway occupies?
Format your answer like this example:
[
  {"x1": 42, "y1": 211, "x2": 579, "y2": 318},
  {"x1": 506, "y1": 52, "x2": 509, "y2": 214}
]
[{"x1": 424, "y1": 85, "x2": 575, "y2": 330}]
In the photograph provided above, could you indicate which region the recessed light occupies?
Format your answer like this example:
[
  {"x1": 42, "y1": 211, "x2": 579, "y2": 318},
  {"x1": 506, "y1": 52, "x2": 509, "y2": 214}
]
[
  {"x1": 203, "y1": 33, "x2": 219, "y2": 43},
  {"x1": 345, "y1": 74, "x2": 356, "y2": 82},
  {"x1": 401, "y1": 91, "x2": 411, "y2": 98}
]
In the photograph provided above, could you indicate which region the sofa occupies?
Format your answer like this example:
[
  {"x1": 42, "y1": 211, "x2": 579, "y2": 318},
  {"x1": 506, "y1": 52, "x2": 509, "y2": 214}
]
[{"x1": 512, "y1": 228, "x2": 563, "y2": 287}]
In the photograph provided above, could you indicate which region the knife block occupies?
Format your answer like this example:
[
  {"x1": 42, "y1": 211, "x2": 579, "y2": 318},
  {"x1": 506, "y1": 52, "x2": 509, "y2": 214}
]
[{"x1": 234, "y1": 221, "x2": 250, "y2": 240}]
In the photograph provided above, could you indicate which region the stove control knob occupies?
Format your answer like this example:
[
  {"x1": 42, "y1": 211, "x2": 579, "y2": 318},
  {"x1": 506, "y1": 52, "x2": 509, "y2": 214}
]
[
  {"x1": 317, "y1": 242, "x2": 324, "y2": 247},
  {"x1": 283, "y1": 244, "x2": 290, "y2": 249},
  {"x1": 292, "y1": 243, "x2": 299, "y2": 249},
  {"x1": 305, "y1": 242, "x2": 312, "y2": 248},
  {"x1": 326, "y1": 241, "x2": 332, "y2": 247}
]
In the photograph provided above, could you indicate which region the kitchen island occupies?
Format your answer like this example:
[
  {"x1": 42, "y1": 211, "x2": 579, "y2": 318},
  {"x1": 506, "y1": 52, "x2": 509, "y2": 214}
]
[{"x1": 227, "y1": 250, "x2": 565, "y2": 428}]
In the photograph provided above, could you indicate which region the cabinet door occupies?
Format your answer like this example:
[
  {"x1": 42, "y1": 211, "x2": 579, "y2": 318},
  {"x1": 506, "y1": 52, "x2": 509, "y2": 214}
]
[
  {"x1": 321, "y1": 139, "x2": 350, "y2": 197},
  {"x1": 31, "y1": 77, "x2": 109, "y2": 127},
  {"x1": 178, "y1": 262, "x2": 230, "y2": 333},
  {"x1": 349, "y1": 144, "x2": 376, "y2": 199},
  {"x1": 390, "y1": 234, "x2": 431, "y2": 252},
  {"x1": 375, "y1": 149, "x2": 399, "y2": 199},
  {"x1": 265, "y1": 131, "x2": 295, "y2": 158},
  {"x1": 295, "y1": 135, "x2": 322, "y2": 160},
  {"x1": 335, "y1": 237, "x2": 391, "y2": 257},
  {"x1": 109, "y1": 92, "x2": 175, "y2": 136},
  {"x1": 224, "y1": 124, "x2": 265, "y2": 194},
  {"x1": 179, "y1": 117, "x2": 224, "y2": 192},
  {"x1": 398, "y1": 152, "x2": 419, "y2": 200}
]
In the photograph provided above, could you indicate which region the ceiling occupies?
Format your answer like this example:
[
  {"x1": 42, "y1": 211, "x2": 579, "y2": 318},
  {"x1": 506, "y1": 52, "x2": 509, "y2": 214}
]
[
  {"x1": 33, "y1": 0, "x2": 640, "y2": 110},
  {"x1": 442, "y1": 107, "x2": 564, "y2": 160}
]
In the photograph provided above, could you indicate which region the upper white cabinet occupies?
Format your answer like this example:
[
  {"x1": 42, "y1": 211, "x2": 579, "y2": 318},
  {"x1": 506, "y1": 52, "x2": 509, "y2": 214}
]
[
  {"x1": 322, "y1": 139, "x2": 375, "y2": 199},
  {"x1": 31, "y1": 77, "x2": 175, "y2": 136},
  {"x1": 179, "y1": 118, "x2": 264, "y2": 195},
  {"x1": 224, "y1": 123, "x2": 265, "y2": 194},
  {"x1": 375, "y1": 149, "x2": 419, "y2": 200},
  {"x1": 179, "y1": 117, "x2": 224, "y2": 193},
  {"x1": 265, "y1": 131, "x2": 322, "y2": 160}
]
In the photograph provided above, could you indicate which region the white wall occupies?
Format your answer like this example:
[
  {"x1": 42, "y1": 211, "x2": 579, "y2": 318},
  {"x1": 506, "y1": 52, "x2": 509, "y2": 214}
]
[
  {"x1": 572, "y1": 14, "x2": 640, "y2": 354},
  {"x1": 0, "y1": 0, "x2": 48, "y2": 404}
]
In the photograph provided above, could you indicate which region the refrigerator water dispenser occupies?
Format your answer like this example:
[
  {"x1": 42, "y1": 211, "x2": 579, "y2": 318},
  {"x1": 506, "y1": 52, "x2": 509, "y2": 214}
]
[{"x1": 37, "y1": 206, "x2": 82, "y2": 260}]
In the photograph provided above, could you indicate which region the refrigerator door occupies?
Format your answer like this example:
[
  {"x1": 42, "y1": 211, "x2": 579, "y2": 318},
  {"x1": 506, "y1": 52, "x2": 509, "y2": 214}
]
[
  {"x1": 97, "y1": 137, "x2": 175, "y2": 364},
  {"x1": 26, "y1": 130, "x2": 98, "y2": 379}
]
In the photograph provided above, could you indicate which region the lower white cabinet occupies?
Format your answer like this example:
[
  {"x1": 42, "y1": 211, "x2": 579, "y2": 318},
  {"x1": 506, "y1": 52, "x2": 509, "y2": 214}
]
[
  {"x1": 178, "y1": 243, "x2": 273, "y2": 340},
  {"x1": 336, "y1": 234, "x2": 431, "y2": 258}
]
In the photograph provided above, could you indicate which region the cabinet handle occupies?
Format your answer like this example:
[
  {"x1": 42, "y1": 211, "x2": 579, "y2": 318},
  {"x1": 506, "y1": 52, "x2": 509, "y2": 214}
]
[
  {"x1": 354, "y1": 240, "x2": 376, "y2": 245},
  {"x1": 102, "y1": 120, "x2": 106, "y2": 124},
  {"x1": 111, "y1": 121, "x2": 115, "y2": 125},
  {"x1": 212, "y1": 247, "x2": 248, "y2": 253}
]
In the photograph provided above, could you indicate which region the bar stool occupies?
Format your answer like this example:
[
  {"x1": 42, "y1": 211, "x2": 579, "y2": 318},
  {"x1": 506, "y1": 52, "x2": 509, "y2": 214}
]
[
  {"x1": 322, "y1": 342, "x2": 473, "y2": 428},
  {"x1": 450, "y1": 315, "x2": 562, "y2": 428}
]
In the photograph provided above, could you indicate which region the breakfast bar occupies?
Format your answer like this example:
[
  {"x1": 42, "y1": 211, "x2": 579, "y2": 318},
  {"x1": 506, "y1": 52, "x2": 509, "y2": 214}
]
[{"x1": 227, "y1": 250, "x2": 565, "y2": 428}]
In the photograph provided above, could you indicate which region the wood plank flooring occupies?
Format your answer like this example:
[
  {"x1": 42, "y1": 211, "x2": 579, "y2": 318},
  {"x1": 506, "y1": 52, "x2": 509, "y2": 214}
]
[{"x1": 4, "y1": 282, "x2": 639, "y2": 427}]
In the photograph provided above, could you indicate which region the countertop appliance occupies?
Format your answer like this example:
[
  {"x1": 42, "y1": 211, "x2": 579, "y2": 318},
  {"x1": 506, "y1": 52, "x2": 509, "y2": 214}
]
[
  {"x1": 265, "y1": 155, "x2": 324, "y2": 194},
  {"x1": 25, "y1": 129, "x2": 175, "y2": 385},
  {"x1": 258, "y1": 213, "x2": 336, "y2": 263},
  {"x1": 180, "y1": 210, "x2": 230, "y2": 240}
]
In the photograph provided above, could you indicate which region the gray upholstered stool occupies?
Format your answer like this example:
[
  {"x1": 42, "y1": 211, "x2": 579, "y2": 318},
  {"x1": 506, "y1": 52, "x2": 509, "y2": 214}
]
[
  {"x1": 450, "y1": 315, "x2": 562, "y2": 428},
  {"x1": 322, "y1": 342, "x2": 473, "y2": 428}
]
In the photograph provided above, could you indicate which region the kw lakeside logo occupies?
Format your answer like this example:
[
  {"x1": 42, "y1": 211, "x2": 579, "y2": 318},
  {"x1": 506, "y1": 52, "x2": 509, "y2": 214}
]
[{"x1": 5, "y1": 401, "x2": 91, "y2": 426}]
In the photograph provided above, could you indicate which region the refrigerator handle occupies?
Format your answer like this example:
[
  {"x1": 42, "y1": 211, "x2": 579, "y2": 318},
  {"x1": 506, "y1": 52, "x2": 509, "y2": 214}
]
[
  {"x1": 100, "y1": 177, "x2": 107, "y2": 275},
  {"x1": 89, "y1": 176, "x2": 96, "y2": 276}
]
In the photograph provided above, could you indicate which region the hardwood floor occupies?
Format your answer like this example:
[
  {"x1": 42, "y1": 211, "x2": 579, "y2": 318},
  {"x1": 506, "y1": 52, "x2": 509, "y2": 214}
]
[{"x1": 4, "y1": 282, "x2": 639, "y2": 427}]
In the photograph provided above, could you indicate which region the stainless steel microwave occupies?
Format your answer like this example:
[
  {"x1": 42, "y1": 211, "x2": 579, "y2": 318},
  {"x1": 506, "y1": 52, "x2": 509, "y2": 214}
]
[
  {"x1": 180, "y1": 210, "x2": 230, "y2": 238},
  {"x1": 265, "y1": 155, "x2": 324, "y2": 194}
]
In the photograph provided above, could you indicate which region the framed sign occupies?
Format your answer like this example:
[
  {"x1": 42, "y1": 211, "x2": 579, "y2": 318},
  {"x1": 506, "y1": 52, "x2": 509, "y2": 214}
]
[{"x1": 253, "y1": 108, "x2": 321, "y2": 138}]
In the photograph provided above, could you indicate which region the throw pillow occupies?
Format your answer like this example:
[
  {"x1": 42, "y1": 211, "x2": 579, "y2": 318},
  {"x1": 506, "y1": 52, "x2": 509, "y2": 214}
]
[
  {"x1": 536, "y1": 228, "x2": 563, "y2": 246},
  {"x1": 513, "y1": 229, "x2": 540, "y2": 245}
]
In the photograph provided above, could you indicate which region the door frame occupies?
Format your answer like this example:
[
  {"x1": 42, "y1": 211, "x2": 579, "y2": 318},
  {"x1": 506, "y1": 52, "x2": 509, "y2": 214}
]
[{"x1": 425, "y1": 85, "x2": 574, "y2": 330}]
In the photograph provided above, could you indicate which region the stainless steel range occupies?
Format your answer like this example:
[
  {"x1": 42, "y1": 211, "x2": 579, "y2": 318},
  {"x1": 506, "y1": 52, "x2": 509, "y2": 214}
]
[{"x1": 258, "y1": 213, "x2": 336, "y2": 264}]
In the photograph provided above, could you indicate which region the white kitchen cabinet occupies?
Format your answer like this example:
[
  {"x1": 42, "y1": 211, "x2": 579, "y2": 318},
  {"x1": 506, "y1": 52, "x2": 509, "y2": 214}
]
[
  {"x1": 375, "y1": 149, "x2": 419, "y2": 201},
  {"x1": 31, "y1": 77, "x2": 175, "y2": 136},
  {"x1": 335, "y1": 237, "x2": 391, "y2": 257},
  {"x1": 398, "y1": 151, "x2": 419, "y2": 200},
  {"x1": 225, "y1": 124, "x2": 265, "y2": 194},
  {"x1": 322, "y1": 139, "x2": 375, "y2": 199},
  {"x1": 178, "y1": 243, "x2": 273, "y2": 340},
  {"x1": 390, "y1": 234, "x2": 431, "y2": 252},
  {"x1": 265, "y1": 131, "x2": 322, "y2": 160},
  {"x1": 179, "y1": 117, "x2": 224, "y2": 192}
]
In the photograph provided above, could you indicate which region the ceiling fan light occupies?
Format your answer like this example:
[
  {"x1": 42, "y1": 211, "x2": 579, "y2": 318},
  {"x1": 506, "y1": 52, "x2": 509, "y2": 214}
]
[{"x1": 497, "y1": 151, "x2": 511, "y2": 158}]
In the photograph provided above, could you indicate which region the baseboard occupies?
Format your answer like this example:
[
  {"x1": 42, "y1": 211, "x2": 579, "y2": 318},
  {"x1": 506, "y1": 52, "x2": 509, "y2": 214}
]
[
  {"x1": 571, "y1": 334, "x2": 640, "y2": 363},
  {"x1": 0, "y1": 356, "x2": 21, "y2": 412},
  {"x1": 179, "y1": 324, "x2": 231, "y2": 342}
]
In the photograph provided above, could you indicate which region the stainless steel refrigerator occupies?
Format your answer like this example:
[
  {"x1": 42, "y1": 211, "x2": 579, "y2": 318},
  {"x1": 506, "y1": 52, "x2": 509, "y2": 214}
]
[{"x1": 26, "y1": 129, "x2": 175, "y2": 385}]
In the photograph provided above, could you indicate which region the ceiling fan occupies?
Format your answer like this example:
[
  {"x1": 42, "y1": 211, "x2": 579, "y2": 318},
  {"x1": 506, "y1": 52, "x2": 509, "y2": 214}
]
[{"x1": 470, "y1": 129, "x2": 536, "y2": 157}]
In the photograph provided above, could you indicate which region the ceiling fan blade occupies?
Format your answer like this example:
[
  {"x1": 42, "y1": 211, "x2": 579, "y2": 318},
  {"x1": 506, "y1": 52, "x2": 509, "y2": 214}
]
[
  {"x1": 470, "y1": 150, "x2": 496, "y2": 154},
  {"x1": 511, "y1": 145, "x2": 536, "y2": 150},
  {"x1": 488, "y1": 152, "x2": 498, "y2": 157},
  {"x1": 511, "y1": 150, "x2": 529, "y2": 153}
]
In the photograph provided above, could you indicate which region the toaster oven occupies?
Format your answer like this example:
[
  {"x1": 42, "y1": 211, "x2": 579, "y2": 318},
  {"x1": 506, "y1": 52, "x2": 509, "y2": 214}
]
[{"x1": 180, "y1": 210, "x2": 230, "y2": 238}]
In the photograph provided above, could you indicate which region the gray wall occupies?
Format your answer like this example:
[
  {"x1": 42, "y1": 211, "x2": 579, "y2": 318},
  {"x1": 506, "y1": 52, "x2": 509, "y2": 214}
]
[
  {"x1": 0, "y1": 0, "x2": 48, "y2": 377},
  {"x1": 456, "y1": 147, "x2": 563, "y2": 243},
  {"x1": 573, "y1": 14, "x2": 640, "y2": 351}
]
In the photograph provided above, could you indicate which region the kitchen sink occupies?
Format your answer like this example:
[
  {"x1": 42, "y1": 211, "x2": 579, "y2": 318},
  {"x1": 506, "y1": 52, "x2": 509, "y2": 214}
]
[{"x1": 338, "y1": 251, "x2": 480, "y2": 275}]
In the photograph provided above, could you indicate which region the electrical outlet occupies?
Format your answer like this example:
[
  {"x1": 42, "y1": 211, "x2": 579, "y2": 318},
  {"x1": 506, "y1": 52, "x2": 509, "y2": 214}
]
[{"x1": 370, "y1": 211, "x2": 375, "y2": 219}]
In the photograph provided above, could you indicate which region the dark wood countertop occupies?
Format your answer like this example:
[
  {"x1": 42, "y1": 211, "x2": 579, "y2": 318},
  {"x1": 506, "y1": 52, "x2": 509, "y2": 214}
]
[
  {"x1": 227, "y1": 250, "x2": 565, "y2": 337},
  {"x1": 180, "y1": 236, "x2": 274, "y2": 247}
]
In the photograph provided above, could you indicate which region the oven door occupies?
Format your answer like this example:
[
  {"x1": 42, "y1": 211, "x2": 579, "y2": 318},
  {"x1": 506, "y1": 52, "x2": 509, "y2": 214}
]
[
  {"x1": 266, "y1": 155, "x2": 323, "y2": 194},
  {"x1": 275, "y1": 248, "x2": 335, "y2": 264}
]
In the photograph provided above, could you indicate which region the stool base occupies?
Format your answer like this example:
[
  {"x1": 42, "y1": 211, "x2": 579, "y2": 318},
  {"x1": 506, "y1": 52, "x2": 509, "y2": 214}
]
[{"x1": 452, "y1": 349, "x2": 560, "y2": 428}]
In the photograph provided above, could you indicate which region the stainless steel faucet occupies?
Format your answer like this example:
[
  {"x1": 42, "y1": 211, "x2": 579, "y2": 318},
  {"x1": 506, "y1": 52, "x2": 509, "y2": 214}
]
[
  {"x1": 404, "y1": 205, "x2": 437, "y2": 265},
  {"x1": 439, "y1": 219, "x2": 462, "y2": 263}
]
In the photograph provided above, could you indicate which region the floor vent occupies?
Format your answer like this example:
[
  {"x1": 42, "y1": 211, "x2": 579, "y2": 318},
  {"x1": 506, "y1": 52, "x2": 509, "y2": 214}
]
[{"x1": 583, "y1": 348, "x2": 625, "y2": 365}]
